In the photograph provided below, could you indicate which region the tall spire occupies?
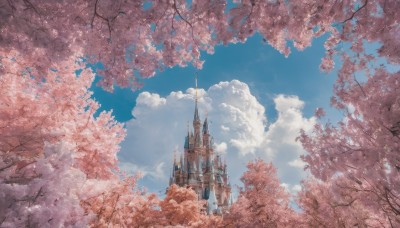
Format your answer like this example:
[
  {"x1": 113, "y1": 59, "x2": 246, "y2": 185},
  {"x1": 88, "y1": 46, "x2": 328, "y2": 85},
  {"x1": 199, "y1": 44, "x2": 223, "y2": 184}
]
[
  {"x1": 194, "y1": 73, "x2": 200, "y2": 122},
  {"x1": 169, "y1": 72, "x2": 232, "y2": 214}
]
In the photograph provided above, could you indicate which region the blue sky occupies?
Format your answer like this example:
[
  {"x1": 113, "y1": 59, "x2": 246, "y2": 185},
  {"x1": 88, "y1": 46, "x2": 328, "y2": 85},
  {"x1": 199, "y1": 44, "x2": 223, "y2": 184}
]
[
  {"x1": 92, "y1": 33, "x2": 338, "y2": 122},
  {"x1": 91, "y1": 33, "x2": 341, "y2": 196}
]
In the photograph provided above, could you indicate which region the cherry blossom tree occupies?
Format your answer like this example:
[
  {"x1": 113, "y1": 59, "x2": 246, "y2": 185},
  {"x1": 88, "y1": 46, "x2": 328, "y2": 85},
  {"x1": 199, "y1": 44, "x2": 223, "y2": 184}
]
[
  {"x1": 0, "y1": 56, "x2": 158, "y2": 227},
  {"x1": 225, "y1": 159, "x2": 296, "y2": 227},
  {"x1": 2, "y1": 0, "x2": 400, "y2": 226},
  {"x1": 0, "y1": 142, "x2": 90, "y2": 227},
  {"x1": 159, "y1": 184, "x2": 202, "y2": 226},
  {"x1": 297, "y1": 177, "x2": 389, "y2": 227},
  {"x1": 81, "y1": 175, "x2": 161, "y2": 227},
  {"x1": 299, "y1": 63, "x2": 400, "y2": 225},
  {"x1": 1, "y1": 0, "x2": 398, "y2": 90},
  {"x1": 158, "y1": 184, "x2": 222, "y2": 227}
]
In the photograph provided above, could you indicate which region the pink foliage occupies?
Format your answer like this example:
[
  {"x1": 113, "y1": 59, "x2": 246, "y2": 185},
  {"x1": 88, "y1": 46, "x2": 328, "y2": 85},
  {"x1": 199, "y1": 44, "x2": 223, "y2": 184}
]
[
  {"x1": 160, "y1": 184, "x2": 202, "y2": 226},
  {"x1": 314, "y1": 107, "x2": 326, "y2": 119},
  {"x1": 299, "y1": 45, "x2": 400, "y2": 226},
  {"x1": 226, "y1": 159, "x2": 296, "y2": 227},
  {"x1": 81, "y1": 176, "x2": 160, "y2": 227},
  {"x1": 1, "y1": 1, "x2": 398, "y2": 90},
  {"x1": 0, "y1": 57, "x2": 157, "y2": 227},
  {"x1": 1, "y1": 0, "x2": 400, "y2": 226},
  {"x1": 156, "y1": 184, "x2": 222, "y2": 227},
  {"x1": 0, "y1": 142, "x2": 90, "y2": 227},
  {"x1": 297, "y1": 177, "x2": 389, "y2": 227}
]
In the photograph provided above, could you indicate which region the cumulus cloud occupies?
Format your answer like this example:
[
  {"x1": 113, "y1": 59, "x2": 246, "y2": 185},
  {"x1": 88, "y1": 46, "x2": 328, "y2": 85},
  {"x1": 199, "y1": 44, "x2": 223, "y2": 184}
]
[
  {"x1": 118, "y1": 80, "x2": 315, "y2": 194},
  {"x1": 257, "y1": 94, "x2": 316, "y2": 186},
  {"x1": 288, "y1": 159, "x2": 307, "y2": 169},
  {"x1": 214, "y1": 142, "x2": 228, "y2": 154},
  {"x1": 136, "y1": 92, "x2": 166, "y2": 108}
]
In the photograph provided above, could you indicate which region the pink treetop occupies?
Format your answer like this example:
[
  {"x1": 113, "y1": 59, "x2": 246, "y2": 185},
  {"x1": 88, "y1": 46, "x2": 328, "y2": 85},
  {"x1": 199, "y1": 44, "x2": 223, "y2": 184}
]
[
  {"x1": 1, "y1": 1, "x2": 398, "y2": 90},
  {"x1": 293, "y1": 1, "x2": 400, "y2": 225},
  {"x1": 299, "y1": 65, "x2": 400, "y2": 224},
  {"x1": 0, "y1": 56, "x2": 125, "y2": 179},
  {"x1": 226, "y1": 159, "x2": 296, "y2": 227},
  {"x1": 0, "y1": 56, "x2": 156, "y2": 226},
  {"x1": 159, "y1": 184, "x2": 203, "y2": 226},
  {"x1": 158, "y1": 184, "x2": 223, "y2": 227},
  {"x1": 0, "y1": 142, "x2": 91, "y2": 227},
  {"x1": 297, "y1": 177, "x2": 389, "y2": 227}
]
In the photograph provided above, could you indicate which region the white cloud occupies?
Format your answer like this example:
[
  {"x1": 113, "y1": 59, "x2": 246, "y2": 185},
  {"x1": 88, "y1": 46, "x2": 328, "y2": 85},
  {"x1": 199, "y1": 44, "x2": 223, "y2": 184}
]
[
  {"x1": 292, "y1": 184, "x2": 302, "y2": 193},
  {"x1": 119, "y1": 161, "x2": 167, "y2": 181},
  {"x1": 118, "y1": 80, "x2": 315, "y2": 195},
  {"x1": 274, "y1": 94, "x2": 305, "y2": 112},
  {"x1": 280, "y1": 183, "x2": 290, "y2": 191},
  {"x1": 136, "y1": 92, "x2": 166, "y2": 108},
  {"x1": 281, "y1": 183, "x2": 303, "y2": 195},
  {"x1": 263, "y1": 95, "x2": 315, "y2": 157},
  {"x1": 207, "y1": 80, "x2": 267, "y2": 155},
  {"x1": 214, "y1": 142, "x2": 228, "y2": 154},
  {"x1": 288, "y1": 159, "x2": 307, "y2": 169}
]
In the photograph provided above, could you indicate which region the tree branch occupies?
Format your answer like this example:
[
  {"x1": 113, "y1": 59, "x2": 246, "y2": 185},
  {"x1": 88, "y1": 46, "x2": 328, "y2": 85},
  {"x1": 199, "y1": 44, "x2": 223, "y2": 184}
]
[
  {"x1": 22, "y1": 0, "x2": 40, "y2": 15},
  {"x1": 331, "y1": 198, "x2": 357, "y2": 208},
  {"x1": 0, "y1": 162, "x2": 15, "y2": 172},
  {"x1": 341, "y1": 0, "x2": 368, "y2": 23},
  {"x1": 384, "y1": 187, "x2": 400, "y2": 215},
  {"x1": 172, "y1": 0, "x2": 193, "y2": 30},
  {"x1": 353, "y1": 75, "x2": 366, "y2": 97}
]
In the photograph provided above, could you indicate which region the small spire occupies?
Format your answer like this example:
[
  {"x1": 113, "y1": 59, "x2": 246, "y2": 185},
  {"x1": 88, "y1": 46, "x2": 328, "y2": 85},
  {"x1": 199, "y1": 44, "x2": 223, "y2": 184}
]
[
  {"x1": 174, "y1": 149, "x2": 177, "y2": 164},
  {"x1": 184, "y1": 133, "x2": 189, "y2": 149},
  {"x1": 203, "y1": 117, "x2": 209, "y2": 134}
]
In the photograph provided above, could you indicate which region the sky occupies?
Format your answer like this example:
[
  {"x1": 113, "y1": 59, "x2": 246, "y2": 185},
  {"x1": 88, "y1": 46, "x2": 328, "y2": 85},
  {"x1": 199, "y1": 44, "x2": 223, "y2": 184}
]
[{"x1": 91, "y1": 33, "x2": 341, "y2": 197}]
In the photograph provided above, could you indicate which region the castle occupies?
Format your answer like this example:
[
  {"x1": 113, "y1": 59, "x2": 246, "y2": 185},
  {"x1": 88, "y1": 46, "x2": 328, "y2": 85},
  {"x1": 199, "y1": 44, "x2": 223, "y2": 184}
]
[{"x1": 169, "y1": 81, "x2": 232, "y2": 215}]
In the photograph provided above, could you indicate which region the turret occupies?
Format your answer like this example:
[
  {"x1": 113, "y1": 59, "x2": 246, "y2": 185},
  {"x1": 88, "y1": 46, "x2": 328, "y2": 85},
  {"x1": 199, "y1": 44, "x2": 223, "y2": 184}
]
[
  {"x1": 180, "y1": 153, "x2": 184, "y2": 171},
  {"x1": 203, "y1": 117, "x2": 210, "y2": 147},
  {"x1": 184, "y1": 133, "x2": 189, "y2": 149},
  {"x1": 203, "y1": 117, "x2": 209, "y2": 135}
]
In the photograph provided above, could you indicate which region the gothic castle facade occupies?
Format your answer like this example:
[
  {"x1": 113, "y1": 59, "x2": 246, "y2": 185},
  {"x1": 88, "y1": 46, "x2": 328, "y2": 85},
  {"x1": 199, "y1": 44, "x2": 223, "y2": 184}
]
[{"x1": 169, "y1": 94, "x2": 232, "y2": 214}]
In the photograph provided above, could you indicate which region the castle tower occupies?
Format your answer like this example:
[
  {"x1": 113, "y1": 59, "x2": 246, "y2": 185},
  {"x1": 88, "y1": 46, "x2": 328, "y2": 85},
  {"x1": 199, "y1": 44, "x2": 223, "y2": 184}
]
[{"x1": 169, "y1": 76, "x2": 232, "y2": 215}]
